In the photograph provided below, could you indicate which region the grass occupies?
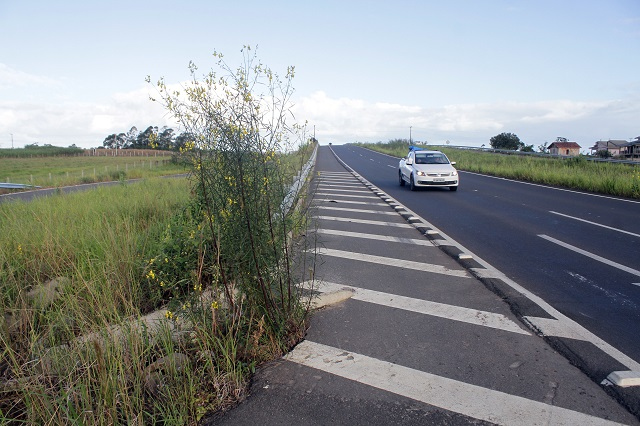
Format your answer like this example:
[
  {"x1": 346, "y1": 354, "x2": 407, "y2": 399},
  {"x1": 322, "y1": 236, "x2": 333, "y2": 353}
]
[
  {"x1": 355, "y1": 140, "x2": 640, "y2": 199},
  {"x1": 0, "y1": 145, "x2": 84, "y2": 158},
  {"x1": 0, "y1": 145, "x2": 315, "y2": 424},
  {"x1": 0, "y1": 178, "x2": 264, "y2": 423}
]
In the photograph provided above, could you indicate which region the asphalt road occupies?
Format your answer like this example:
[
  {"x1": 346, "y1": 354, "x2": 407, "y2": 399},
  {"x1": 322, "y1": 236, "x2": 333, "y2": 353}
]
[{"x1": 330, "y1": 144, "x2": 640, "y2": 368}]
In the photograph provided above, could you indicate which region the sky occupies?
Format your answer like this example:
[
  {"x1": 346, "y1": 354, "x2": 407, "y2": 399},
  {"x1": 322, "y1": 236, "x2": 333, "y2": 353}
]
[{"x1": 0, "y1": 0, "x2": 639, "y2": 151}]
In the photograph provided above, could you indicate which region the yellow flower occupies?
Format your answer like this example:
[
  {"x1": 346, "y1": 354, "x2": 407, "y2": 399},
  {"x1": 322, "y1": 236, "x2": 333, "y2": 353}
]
[
  {"x1": 146, "y1": 270, "x2": 156, "y2": 280},
  {"x1": 165, "y1": 310, "x2": 174, "y2": 320},
  {"x1": 211, "y1": 301, "x2": 219, "y2": 310},
  {"x1": 17, "y1": 244, "x2": 22, "y2": 254}
]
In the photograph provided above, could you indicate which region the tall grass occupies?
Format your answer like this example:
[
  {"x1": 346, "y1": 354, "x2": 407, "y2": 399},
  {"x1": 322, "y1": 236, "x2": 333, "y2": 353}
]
[
  {"x1": 0, "y1": 178, "x2": 237, "y2": 423},
  {"x1": 0, "y1": 143, "x2": 314, "y2": 423},
  {"x1": 355, "y1": 141, "x2": 640, "y2": 199}
]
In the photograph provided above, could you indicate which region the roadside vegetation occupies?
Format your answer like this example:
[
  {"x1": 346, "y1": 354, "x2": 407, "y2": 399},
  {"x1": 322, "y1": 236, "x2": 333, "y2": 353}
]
[
  {"x1": 0, "y1": 48, "x2": 316, "y2": 424},
  {"x1": 356, "y1": 140, "x2": 640, "y2": 199}
]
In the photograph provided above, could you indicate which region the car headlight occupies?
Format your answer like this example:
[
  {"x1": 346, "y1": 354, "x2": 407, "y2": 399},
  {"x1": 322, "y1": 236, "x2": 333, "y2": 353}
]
[
  {"x1": 416, "y1": 171, "x2": 426, "y2": 176},
  {"x1": 452, "y1": 170, "x2": 458, "y2": 176}
]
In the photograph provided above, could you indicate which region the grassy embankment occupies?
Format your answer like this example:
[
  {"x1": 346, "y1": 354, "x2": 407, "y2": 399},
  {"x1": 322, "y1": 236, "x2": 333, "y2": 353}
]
[
  {"x1": 0, "y1": 144, "x2": 315, "y2": 424},
  {"x1": 356, "y1": 140, "x2": 640, "y2": 199},
  {"x1": 0, "y1": 147, "x2": 186, "y2": 191}
]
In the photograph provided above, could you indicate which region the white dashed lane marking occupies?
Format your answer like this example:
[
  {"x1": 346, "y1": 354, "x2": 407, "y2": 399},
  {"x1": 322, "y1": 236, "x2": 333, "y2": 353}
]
[
  {"x1": 539, "y1": 234, "x2": 640, "y2": 278},
  {"x1": 549, "y1": 211, "x2": 640, "y2": 238}
]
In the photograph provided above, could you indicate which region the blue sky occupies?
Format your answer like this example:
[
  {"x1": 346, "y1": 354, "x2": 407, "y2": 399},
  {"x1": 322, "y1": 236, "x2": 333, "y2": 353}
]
[{"x1": 0, "y1": 0, "x2": 638, "y2": 150}]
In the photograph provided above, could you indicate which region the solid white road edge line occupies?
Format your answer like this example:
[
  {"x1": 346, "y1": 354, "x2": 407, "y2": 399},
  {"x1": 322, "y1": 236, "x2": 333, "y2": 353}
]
[
  {"x1": 314, "y1": 248, "x2": 469, "y2": 278},
  {"x1": 309, "y1": 281, "x2": 528, "y2": 335},
  {"x1": 316, "y1": 229, "x2": 436, "y2": 246},
  {"x1": 549, "y1": 211, "x2": 640, "y2": 238},
  {"x1": 538, "y1": 234, "x2": 640, "y2": 278},
  {"x1": 285, "y1": 341, "x2": 624, "y2": 426}
]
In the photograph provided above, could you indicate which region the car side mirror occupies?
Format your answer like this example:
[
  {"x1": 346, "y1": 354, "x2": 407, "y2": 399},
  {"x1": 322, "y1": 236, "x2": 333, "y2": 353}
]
[
  {"x1": 405, "y1": 158, "x2": 413, "y2": 165},
  {"x1": 451, "y1": 161, "x2": 456, "y2": 165}
]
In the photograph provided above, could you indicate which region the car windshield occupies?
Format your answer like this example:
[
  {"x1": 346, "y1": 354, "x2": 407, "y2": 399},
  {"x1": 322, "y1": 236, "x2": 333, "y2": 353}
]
[{"x1": 414, "y1": 153, "x2": 449, "y2": 164}]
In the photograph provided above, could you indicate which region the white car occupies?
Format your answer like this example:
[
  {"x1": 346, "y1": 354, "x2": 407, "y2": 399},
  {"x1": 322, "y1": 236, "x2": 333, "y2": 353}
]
[{"x1": 399, "y1": 148, "x2": 459, "y2": 191}]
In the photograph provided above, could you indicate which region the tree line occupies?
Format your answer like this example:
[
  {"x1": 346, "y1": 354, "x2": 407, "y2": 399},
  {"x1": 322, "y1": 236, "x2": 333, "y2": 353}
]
[
  {"x1": 102, "y1": 126, "x2": 193, "y2": 151},
  {"x1": 489, "y1": 133, "x2": 573, "y2": 153}
]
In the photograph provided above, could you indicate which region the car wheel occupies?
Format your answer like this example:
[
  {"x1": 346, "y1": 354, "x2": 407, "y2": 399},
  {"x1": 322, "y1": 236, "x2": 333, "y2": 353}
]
[
  {"x1": 410, "y1": 175, "x2": 416, "y2": 191},
  {"x1": 399, "y1": 170, "x2": 405, "y2": 186},
  {"x1": 450, "y1": 186, "x2": 458, "y2": 191}
]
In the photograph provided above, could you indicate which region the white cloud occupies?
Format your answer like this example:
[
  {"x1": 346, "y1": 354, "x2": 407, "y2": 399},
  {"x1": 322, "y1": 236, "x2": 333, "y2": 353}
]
[
  {"x1": 0, "y1": 86, "x2": 175, "y2": 148},
  {"x1": 294, "y1": 92, "x2": 639, "y2": 146},
  {"x1": 0, "y1": 63, "x2": 61, "y2": 90},
  {"x1": 0, "y1": 85, "x2": 637, "y2": 150}
]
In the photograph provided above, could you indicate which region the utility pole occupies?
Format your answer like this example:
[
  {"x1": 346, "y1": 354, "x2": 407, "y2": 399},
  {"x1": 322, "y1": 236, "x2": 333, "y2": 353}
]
[
  {"x1": 10, "y1": 133, "x2": 13, "y2": 149},
  {"x1": 410, "y1": 126, "x2": 412, "y2": 145}
]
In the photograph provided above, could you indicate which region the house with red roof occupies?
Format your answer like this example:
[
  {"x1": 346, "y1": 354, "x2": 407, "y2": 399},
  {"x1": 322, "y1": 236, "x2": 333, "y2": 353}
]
[{"x1": 548, "y1": 141, "x2": 581, "y2": 156}]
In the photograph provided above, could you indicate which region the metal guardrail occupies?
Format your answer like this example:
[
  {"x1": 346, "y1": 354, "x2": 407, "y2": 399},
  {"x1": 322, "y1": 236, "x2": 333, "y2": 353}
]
[
  {"x1": 281, "y1": 144, "x2": 318, "y2": 216},
  {"x1": 0, "y1": 183, "x2": 41, "y2": 189}
]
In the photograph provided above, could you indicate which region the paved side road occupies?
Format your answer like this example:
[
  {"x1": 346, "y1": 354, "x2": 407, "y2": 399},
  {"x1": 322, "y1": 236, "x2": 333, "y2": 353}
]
[{"x1": 209, "y1": 146, "x2": 638, "y2": 425}]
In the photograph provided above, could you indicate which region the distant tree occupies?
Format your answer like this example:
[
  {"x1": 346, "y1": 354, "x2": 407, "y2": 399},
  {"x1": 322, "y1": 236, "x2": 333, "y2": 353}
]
[
  {"x1": 135, "y1": 126, "x2": 158, "y2": 149},
  {"x1": 489, "y1": 132, "x2": 523, "y2": 150},
  {"x1": 521, "y1": 144, "x2": 535, "y2": 152},
  {"x1": 103, "y1": 133, "x2": 126, "y2": 149},
  {"x1": 124, "y1": 126, "x2": 139, "y2": 149},
  {"x1": 538, "y1": 142, "x2": 549, "y2": 153},
  {"x1": 596, "y1": 150, "x2": 612, "y2": 158},
  {"x1": 157, "y1": 127, "x2": 175, "y2": 150}
]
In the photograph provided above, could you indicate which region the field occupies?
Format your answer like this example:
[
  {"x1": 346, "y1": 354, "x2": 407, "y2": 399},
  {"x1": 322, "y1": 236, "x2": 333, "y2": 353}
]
[
  {"x1": 355, "y1": 141, "x2": 640, "y2": 199},
  {"x1": 0, "y1": 149, "x2": 186, "y2": 191}
]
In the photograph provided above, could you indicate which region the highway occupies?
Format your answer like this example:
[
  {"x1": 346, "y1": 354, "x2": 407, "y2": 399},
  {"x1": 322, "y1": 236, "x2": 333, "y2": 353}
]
[{"x1": 330, "y1": 144, "x2": 640, "y2": 369}]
